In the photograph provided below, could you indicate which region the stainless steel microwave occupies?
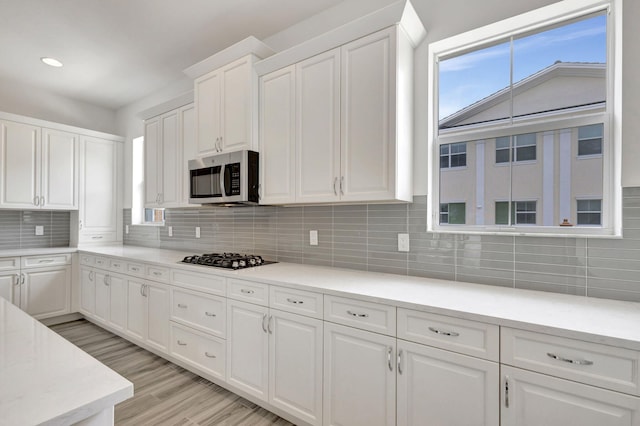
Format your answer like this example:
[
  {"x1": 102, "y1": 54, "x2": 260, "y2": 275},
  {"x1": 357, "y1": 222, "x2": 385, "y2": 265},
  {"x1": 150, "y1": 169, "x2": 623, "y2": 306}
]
[{"x1": 188, "y1": 150, "x2": 259, "y2": 205}]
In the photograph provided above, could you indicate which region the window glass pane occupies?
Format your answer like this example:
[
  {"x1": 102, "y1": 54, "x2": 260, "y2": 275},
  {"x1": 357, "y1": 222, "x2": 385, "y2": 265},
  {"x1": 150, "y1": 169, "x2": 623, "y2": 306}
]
[
  {"x1": 440, "y1": 145, "x2": 450, "y2": 155},
  {"x1": 512, "y1": 14, "x2": 607, "y2": 120},
  {"x1": 578, "y1": 124, "x2": 603, "y2": 156},
  {"x1": 495, "y1": 202, "x2": 509, "y2": 225},
  {"x1": 496, "y1": 136, "x2": 510, "y2": 149},
  {"x1": 578, "y1": 212, "x2": 601, "y2": 225},
  {"x1": 515, "y1": 133, "x2": 536, "y2": 147},
  {"x1": 451, "y1": 142, "x2": 466, "y2": 154},
  {"x1": 579, "y1": 124, "x2": 603, "y2": 139},
  {"x1": 450, "y1": 153, "x2": 466, "y2": 168},
  {"x1": 515, "y1": 145, "x2": 536, "y2": 162},
  {"x1": 448, "y1": 203, "x2": 466, "y2": 224},
  {"x1": 440, "y1": 155, "x2": 450, "y2": 169},
  {"x1": 439, "y1": 41, "x2": 511, "y2": 130}
]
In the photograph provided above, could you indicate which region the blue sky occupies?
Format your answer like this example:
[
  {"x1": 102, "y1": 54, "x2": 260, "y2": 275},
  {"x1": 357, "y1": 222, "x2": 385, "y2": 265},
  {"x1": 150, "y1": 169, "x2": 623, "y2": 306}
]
[{"x1": 439, "y1": 14, "x2": 607, "y2": 121}]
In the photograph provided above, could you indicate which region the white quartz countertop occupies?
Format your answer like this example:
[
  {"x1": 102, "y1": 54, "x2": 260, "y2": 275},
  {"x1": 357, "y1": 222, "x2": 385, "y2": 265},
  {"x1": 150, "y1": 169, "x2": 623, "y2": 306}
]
[
  {"x1": 0, "y1": 247, "x2": 77, "y2": 258},
  {"x1": 0, "y1": 297, "x2": 133, "y2": 425},
  {"x1": 79, "y1": 245, "x2": 640, "y2": 351}
]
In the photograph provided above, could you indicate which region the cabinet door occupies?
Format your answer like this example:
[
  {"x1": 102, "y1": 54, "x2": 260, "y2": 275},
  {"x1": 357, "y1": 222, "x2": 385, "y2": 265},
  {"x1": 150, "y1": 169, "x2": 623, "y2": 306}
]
[
  {"x1": 227, "y1": 299, "x2": 269, "y2": 401},
  {"x1": 79, "y1": 267, "x2": 95, "y2": 316},
  {"x1": 340, "y1": 28, "x2": 396, "y2": 202},
  {"x1": 79, "y1": 136, "x2": 118, "y2": 241},
  {"x1": 195, "y1": 69, "x2": 221, "y2": 155},
  {"x1": 296, "y1": 49, "x2": 341, "y2": 203},
  {"x1": 144, "y1": 117, "x2": 161, "y2": 207},
  {"x1": 180, "y1": 104, "x2": 196, "y2": 206},
  {"x1": 397, "y1": 340, "x2": 499, "y2": 426},
  {"x1": 0, "y1": 120, "x2": 40, "y2": 208},
  {"x1": 108, "y1": 274, "x2": 127, "y2": 331},
  {"x1": 21, "y1": 266, "x2": 70, "y2": 320},
  {"x1": 323, "y1": 322, "x2": 396, "y2": 426},
  {"x1": 221, "y1": 56, "x2": 252, "y2": 152},
  {"x1": 126, "y1": 279, "x2": 147, "y2": 341},
  {"x1": 269, "y1": 310, "x2": 323, "y2": 426},
  {"x1": 160, "y1": 111, "x2": 181, "y2": 206},
  {"x1": 41, "y1": 128, "x2": 78, "y2": 210},
  {"x1": 0, "y1": 271, "x2": 20, "y2": 306},
  {"x1": 259, "y1": 65, "x2": 296, "y2": 204},
  {"x1": 146, "y1": 282, "x2": 169, "y2": 352},
  {"x1": 502, "y1": 366, "x2": 640, "y2": 426},
  {"x1": 94, "y1": 270, "x2": 110, "y2": 323}
]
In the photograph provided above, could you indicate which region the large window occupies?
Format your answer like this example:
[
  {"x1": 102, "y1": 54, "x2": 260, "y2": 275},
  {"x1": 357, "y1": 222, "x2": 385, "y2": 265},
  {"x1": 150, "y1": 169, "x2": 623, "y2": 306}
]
[
  {"x1": 440, "y1": 203, "x2": 466, "y2": 224},
  {"x1": 429, "y1": 0, "x2": 621, "y2": 236}
]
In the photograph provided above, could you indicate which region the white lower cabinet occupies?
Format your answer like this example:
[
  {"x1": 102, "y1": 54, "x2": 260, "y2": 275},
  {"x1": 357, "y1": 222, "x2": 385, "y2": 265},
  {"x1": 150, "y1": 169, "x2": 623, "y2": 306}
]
[
  {"x1": 502, "y1": 365, "x2": 640, "y2": 426},
  {"x1": 21, "y1": 264, "x2": 71, "y2": 320},
  {"x1": 323, "y1": 322, "x2": 396, "y2": 426},
  {"x1": 170, "y1": 322, "x2": 226, "y2": 381},
  {"x1": 0, "y1": 269, "x2": 20, "y2": 305},
  {"x1": 126, "y1": 278, "x2": 170, "y2": 352},
  {"x1": 79, "y1": 266, "x2": 95, "y2": 316},
  {"x1": 94, "y1": 271, "x2": 127, "y2": 332},
  {"x1": 396, "y1": 340, "x2": 499, "y2": 426}
]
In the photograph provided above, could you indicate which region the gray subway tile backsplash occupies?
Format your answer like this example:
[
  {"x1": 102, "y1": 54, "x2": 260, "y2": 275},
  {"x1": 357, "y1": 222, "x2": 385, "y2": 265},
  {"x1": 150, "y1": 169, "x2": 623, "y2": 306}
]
[
  {"x1": 123, "y1": 190, "x2": 640, "y2": 302},
  {"x1": 0, "y1": 210, "x2": 70, "y2": 249}
]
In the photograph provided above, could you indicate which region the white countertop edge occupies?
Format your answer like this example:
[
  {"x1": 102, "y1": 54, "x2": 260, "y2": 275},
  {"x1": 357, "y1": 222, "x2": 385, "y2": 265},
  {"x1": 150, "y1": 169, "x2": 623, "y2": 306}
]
[
  {"x1": 76, "y1": 245, "x2": 640, "y2": 351},
  {"x1": 0, "y1": 247, "x2": 77, "y2": 257},
  {"x1": 44, "y1": 384, "x2": 133, "y2": 426}
]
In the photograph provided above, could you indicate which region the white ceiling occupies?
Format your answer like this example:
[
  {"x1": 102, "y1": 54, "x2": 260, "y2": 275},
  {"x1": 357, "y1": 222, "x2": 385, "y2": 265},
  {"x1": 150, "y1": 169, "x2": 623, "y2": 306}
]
[{"x1": 0, "y1": 0, "x2": 345, "y2": 110}]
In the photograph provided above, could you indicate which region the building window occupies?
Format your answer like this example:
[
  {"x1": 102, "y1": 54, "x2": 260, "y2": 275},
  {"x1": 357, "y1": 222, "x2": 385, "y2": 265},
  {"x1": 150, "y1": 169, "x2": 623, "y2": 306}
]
[
  {"x1": 429, "y1": 0, "x2": 621, "y2": 236},
  {"x1": 132, "y1": 136, "x2": 164, "y2": 225},
  {"x1": 495, "y1": 201, "x2": 537, "y2": 225},
  {"x1": 578, "y1": 124, "x2": 603, "y2": 156},
  {"x1": 440, "y1": 142, "x2": 467, "y2": 168},
  {"x1": 577, "y1": 199, "x2": 602, "y2": 225},
  {"x1": 440, "y1": 203, "x2": 466, "y2": 224}
]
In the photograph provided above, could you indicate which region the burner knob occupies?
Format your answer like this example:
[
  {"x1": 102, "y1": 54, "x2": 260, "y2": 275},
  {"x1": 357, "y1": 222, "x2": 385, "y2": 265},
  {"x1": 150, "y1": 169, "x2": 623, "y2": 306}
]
[
  {"x1": 238, "y1": 260, "x2": 247, "y2": 268},
  {"x1": 249, "y1": 258, "x2": 256, "y2": 265},
  {"x1": 231, "y1": 260, "x2": 239, "y2": 269}
]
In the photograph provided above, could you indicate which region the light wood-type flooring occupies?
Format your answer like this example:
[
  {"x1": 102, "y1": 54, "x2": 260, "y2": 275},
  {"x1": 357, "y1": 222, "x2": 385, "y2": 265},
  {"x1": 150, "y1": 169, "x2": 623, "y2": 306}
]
[{"x1": 50, "y1": 320, "x2": 294, "y2": 426}]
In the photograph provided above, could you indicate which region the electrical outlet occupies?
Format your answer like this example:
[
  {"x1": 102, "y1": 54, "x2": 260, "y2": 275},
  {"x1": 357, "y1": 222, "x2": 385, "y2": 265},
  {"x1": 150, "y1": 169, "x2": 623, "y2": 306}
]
[
  {"x1": 168, "y1": 226, "x2": 173, "y2": 237},
  {"x1": 35, "y1": 225, "x2": 44, "y2": 236},
  {"x1": 195, "y1": 226, "x2": 201, "y2": 238},
  {"x1": 125, "y1": 225, "x2": 129, "y2": 234},
  {"x1": 310, "y1": 230, "x2": 318, "y2": 246},
  {"x1": 398, "y1": 233, "x2": 410, "y2": 252}
]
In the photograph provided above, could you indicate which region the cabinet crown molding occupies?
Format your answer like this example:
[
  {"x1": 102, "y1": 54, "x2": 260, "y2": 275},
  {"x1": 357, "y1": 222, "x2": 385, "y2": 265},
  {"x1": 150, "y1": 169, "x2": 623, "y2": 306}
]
[
  {"x1": 183, "y1": 36, "x2": 275, "y2": 80},
  {"x1": 255, "y1": 0, "x2": 426, "y2": 77}
]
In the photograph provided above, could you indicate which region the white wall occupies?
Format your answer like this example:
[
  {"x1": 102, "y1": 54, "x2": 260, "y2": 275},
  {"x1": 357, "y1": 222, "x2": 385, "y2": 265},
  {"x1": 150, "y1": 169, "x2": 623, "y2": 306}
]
[
  {"x1": 115, "y1": 77, "x2": 194, "y2": 208},
  {"x1": 0, "y1": 76, "x2": 117, "y2": 134}
]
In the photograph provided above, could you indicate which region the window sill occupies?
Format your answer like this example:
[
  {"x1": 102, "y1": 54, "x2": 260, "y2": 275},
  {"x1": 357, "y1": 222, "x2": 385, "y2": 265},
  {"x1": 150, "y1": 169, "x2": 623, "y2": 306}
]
[{"x1": 428, "y1": 225, "x2": 621, "y2": 239}]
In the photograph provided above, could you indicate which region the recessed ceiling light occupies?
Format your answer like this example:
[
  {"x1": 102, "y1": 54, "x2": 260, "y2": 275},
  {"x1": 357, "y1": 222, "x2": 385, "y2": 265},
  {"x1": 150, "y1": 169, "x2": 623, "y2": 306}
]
[{"x1": 41, "y1": 57, "x2": 63, "y2": 67}]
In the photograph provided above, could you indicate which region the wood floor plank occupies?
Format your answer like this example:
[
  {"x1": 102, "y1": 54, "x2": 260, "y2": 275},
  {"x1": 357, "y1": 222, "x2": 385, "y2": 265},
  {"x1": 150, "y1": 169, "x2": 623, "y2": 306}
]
[{"x1": 50, "y1": 320, "x2": 294, "y2": 426}]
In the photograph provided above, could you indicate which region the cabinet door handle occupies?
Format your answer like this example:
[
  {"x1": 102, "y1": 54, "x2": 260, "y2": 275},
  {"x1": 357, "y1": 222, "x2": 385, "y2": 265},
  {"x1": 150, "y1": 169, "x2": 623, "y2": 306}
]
[
  {"x1": 286, "y1": 298, "x2": 304, "y2": 305},
  {"x1": 13, "y1": 274, "x2": 20, "y2": 286},
  {"x1": 104, "y1": 275, "x2": 110, "y2": 286},
  {"x1": 340, "y1": 176, "x2": 344, "y2": 195},
  {"x1": 240, "y1": 289, "x2": 254, "y2": 295},
  {"x1": 112, "y1": 263, "x2": 120, "y2": 268},
  {"x1": 428, "y1": 327, "x2": 460, "y2": 337},
  {"x1": 34, "y1": 196, "x2": 39, "y2": 206},
  {"x1": 204, "y1": 352, "x2": 216, "y2": 358},
  {"x1": 397, "y1": 350, "x2": 403, "y2": 375},
  {"x1": 131, "y1": 267, "x2": 140, "y2": 272},
  {"x1": 177, "y1": 340, "x2": 187, "y2": 346},
  {"x1": 546, "y1": 352, "x2": 594, "y2": 366},
  {"x1": 268, "y1": 315, "x2": 273, "y2": 334},
  {"x1": 177, "y1": 303, "x2": 188, "y2": 309},
  {"x1": 333, "y1": 177, "x2": 338, "y2": 196},
  {"x1": 218, "y1": 136, "x2": 223, "y2": 151},
  {"x1": 89, "y1": 271, "x2": 94, "y2": 281},
  {"x1": 21, "y1": 273, "x2": 25, "y2": 285},
  {"x1": 262, "y1": 313, "x2": 268, "y2": 333},
  {"x1": 205, "y1": 311, "x2": 216, "y2": 317},
  {"x1": 387, "y1": 346, "x2": 393, "y2": 371},
  {"x1": 347, "y1": 310, "x2": 369, "y2": 318},
  {"x1": 504, "y1": 376, "x2": 510, "y2": 408},
  {"x1": 257, "y1": 184, "x2": 262, "y2": 201},
  {"x1": 79, "y1": 220, "x2": 83, "y2": 230},
  {"x1": 40, "y1": 196, "x2": 45, "y2": 206}
]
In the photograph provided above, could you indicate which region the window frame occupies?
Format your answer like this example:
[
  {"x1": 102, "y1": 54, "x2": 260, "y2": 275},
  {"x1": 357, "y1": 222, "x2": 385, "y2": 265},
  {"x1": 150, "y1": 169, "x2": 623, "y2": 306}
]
[
  {"x1": 440, "y1": 142, "x2": 468, "y2": 169},
  {"x1": 427, "y1": 0, "x2": 622, "y2": 237},
  {"x1": 577, "y1": 198, "x2": 603, "y2": 226},
  {"x1": 439, "y1": 202, "x2": 466, "y2": 225}
]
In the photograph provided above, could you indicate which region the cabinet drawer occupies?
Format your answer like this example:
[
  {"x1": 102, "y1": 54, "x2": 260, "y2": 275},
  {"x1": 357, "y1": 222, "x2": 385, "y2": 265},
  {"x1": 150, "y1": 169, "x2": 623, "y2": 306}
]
[
  {"x1": 126, "y1": 262, "x2": 145, "y2": 277},
  {"x1": 502, "y1": 327, "x2": 640, "y2": 395},
  {"x1": 170, "y1": 322, "x2": 226, "y2": 381},
  {"x1": 324, "y1": 295, "x2": 396, "y2": 336},
  {"x1": 79, "y1": 232, "x2": 117, "y2": 243},
  {"x1": 79, "y1": 254, "x2": 94, "y2": 266},
  {"x1": 0, "y1": 257, "x2": 20, "y2": 271},
  {"x1": 171, "y1": 288, "x2": 226, "y2": 338},
  {"x1": 172, "y1": 269, "x2": 225, "y2": 296},
  {"x1": 269, "y1": 286, "x2": 323, "y2": 319},
  {"x1": 227, "y1": 279, "x2": 268, "y2": 306},
  {"x1": 21, "y1": 254, "x2": 72, "y2": 268},
  {"x1": 146, "y1": 265, "x2": 170, "y2": 282},
  {"x1": 108, "y1": 259, "x2": 125, "y2": 273},
  {"x1": 397, "y1": 309, "x2": 499, "y2": 361},
  {"x1": 93, "y1": 256, "x2": 108, "y2": 269}
]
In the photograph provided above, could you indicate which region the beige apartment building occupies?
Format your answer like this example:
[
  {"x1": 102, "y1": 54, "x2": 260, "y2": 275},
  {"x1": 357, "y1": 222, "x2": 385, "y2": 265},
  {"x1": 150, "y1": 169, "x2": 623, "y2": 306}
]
[{"x1": 438, "y1": 62, "x2": 605, "y2": 227}]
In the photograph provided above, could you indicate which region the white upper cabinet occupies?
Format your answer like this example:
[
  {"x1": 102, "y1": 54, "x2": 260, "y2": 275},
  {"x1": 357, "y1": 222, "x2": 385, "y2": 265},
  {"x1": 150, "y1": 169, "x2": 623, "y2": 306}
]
[
  {"x1": 0, "y1": 120, "x2": 78, "y2": 210},
  {"x1": 144, "y1": 116, "x2": 161, "y2": 207},
  {"x1": 195, "y1": 56, "x2": 254, "y2": 155},
  {"x1": 256, "y1": 3, "x2": 424, "y2": 205}
]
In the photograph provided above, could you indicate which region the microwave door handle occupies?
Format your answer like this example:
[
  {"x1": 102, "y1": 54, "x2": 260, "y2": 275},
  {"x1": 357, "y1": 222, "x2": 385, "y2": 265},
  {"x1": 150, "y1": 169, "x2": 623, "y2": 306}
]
[{"x1": 220, "y1": 164, "x2": 226, "y2": 198}]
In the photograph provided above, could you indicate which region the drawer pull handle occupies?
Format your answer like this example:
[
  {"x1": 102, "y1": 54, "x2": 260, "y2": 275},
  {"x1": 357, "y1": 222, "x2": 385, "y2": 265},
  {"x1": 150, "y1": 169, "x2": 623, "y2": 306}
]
[
  {"x1": 241, "y1": 289, "x2": 255, "y2": 294},
  {"x1": 428, "y1": 327, "x2": 460, "y2": 337},
  {"x1": 38, "y1": 259, "x2": 55, "y2": 264},
  {"x1": 546, "y1": 352, "x2": 594, "y2": 366},
  {"x1": 347, "y1": 310, "x2": 369, "y2": 318},
  {"x1": 177, "y1": 303, "x2": 188, "y2": 309},
  {"x1": 177, "y1": 340, "x2": 187, "y2": 346},
  {"x1": 131, "y1": 267, "x2": 140, "y2": 272},
  {"x1": 153, "y1": 271, "x2": 162, "y2": 276},
  {"x1": 205, "y1": 312, "x2": 216, "y2": 317},
  {"x1": 112, "y1": 263, "x2": 120, "y2": 268},
  {"x1": 92, "y1": 236, "x2": 103, "y2": 240},
  {"x1": 204, "y1": 352, "x2": 217, "y2": 358},
  {"x1": 286, "y1": 298, "x2": 304, "y2": 305}
]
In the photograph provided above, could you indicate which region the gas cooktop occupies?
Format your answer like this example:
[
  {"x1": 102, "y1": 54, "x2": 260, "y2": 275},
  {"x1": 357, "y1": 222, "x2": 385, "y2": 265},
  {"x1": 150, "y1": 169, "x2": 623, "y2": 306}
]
[{"x1": 180, "y1": 253, "x2": 276, "y2": 270}]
